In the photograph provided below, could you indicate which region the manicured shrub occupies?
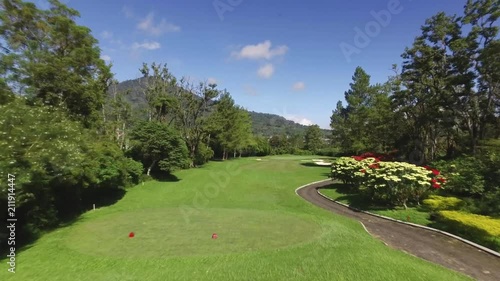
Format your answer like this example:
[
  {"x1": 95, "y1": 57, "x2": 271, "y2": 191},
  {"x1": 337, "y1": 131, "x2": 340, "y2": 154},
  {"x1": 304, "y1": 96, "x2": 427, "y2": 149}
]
[
  {"x1": 435, "y1": 210, "x2": 500, "y2": 251},
  {"x1": 423, "y1": 195, "x2": 464, "y2": 211}
]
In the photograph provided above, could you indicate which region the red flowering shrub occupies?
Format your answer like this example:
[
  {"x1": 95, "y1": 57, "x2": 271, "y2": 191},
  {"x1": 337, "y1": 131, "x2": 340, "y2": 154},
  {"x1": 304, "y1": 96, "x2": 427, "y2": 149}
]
[{"x1": 332, "y1": 154, "x2": 446, "y2": 208}]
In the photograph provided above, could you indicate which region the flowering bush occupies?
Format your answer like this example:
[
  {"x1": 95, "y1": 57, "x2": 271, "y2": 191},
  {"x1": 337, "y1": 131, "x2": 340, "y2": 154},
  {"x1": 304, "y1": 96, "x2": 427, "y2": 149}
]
[
  {"x1": 331, "y1": 155, "x2": 446, "y2": 208},
  {"x1": 331, "y1": 157, "x2": 377, "y2": 186}
]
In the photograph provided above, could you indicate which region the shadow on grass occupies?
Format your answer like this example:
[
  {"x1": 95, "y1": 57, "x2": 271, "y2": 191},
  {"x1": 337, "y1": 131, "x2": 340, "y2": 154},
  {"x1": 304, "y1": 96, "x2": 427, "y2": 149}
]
[
  {"x1": 150, "y1": 172, "x2": 181, "y2": 182},
  {"x1": 319, "y1": 183, "x2": 397, "y2": 211},
  {"x1": 1, "y1": 186, "x2": 130, "y2": 257}
]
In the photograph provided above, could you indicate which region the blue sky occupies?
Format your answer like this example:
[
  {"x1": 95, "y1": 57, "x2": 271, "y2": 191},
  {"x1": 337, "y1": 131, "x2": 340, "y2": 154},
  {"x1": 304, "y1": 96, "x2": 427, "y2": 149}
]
[{"x1": 36, "y1": 0, "x2": 466, "y2": 129}]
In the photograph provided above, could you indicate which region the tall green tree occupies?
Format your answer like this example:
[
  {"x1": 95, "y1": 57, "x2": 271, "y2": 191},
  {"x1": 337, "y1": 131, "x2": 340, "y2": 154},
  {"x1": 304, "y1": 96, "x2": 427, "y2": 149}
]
[
  {"x1": 129, "y1": 121, "x2": 189, "y2": 176},
  {"x1": 0, "y1": 0, "x2": 112, "y2": 127},
  {"x1": 208, "y1": 92, "x2": 254, "y2": 159},
  {"x1": 210, "y1": 92, "x2": 238, "y2": 160},
  {"x1": 397, "y1": 12, "x2": 462, "y2": 161},
  {"x1": 172, "y1": 80, "x2": 219, "y2": 166},
  {"x1": 304, "y1": 125, "x2": 323, "y2": 153},
  {"x1": 330, "y1": 101, "x2": 349, "y2": 150},
  {"x1": 230, "y1": 107, "x2": 254, "y2": 157},
  {"x1": 138, "y1": 63, "x2": 177, "y2": 123},
  {"x1": 103, "y1": 79, "x2": 134, "y2": 150},
  {"x1": 330, "y1": 67, "x2": 375, "y2": 154}
]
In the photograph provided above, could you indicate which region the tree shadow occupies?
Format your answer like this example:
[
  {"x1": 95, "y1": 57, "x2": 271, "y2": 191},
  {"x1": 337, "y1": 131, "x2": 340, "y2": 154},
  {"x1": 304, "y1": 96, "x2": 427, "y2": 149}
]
[
  {"x1": 81, "y1": 187, "x2": 127, "y2": 211},
  {"x1": 150, "y1": 172, "x2": 181, "y2": 182},
  {"x1": 318, "y1": 183, "x2": 388, "y2": 211},
  {"x1": 1, "y1": 179, "x2": 147, "y2": 257}
]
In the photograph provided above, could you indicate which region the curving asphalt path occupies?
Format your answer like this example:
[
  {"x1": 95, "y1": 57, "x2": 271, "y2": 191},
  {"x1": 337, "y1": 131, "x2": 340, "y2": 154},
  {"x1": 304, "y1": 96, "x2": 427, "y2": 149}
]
[{"x1": 297, "y1": 180, "x2": 500, "y2": 281}]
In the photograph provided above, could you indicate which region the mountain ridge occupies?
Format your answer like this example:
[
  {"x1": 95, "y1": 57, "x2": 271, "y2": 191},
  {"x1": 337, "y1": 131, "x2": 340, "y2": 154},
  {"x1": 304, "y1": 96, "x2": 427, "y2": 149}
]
[{"x1": 112, "y1": 78, "x2": 331, "y2": 137}]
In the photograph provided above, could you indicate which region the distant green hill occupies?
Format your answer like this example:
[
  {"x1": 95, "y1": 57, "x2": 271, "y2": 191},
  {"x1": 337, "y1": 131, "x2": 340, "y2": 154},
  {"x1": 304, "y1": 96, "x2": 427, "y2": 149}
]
[
  {"x1": 247, "y1": 111, "x2": 330, "y2": 137},
  {"x1": 112, "y1": 78, "x2": 331, "y2": 138}
]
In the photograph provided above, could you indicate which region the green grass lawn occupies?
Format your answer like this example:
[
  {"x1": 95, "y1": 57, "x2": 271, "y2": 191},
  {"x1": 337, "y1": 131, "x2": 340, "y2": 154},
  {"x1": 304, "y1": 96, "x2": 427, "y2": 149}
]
[{"x1": 1, "y1": 156, "x2": 471, "y2": 281}]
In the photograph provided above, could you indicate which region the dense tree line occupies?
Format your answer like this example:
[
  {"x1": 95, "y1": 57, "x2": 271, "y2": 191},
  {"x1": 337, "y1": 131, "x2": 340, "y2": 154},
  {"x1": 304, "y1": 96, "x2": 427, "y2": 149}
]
[
  {"x1": 331, "y1": 0, "x2": 499, "y2": 161},
  {"x1": 0, "y1": 0, "x2": 141, "y2": 247},
  {"x1": 0, "y1": 0, "x2": 331, "y2": 248},
  {"x1": 329, "y1": 0, "x2": 499, "y2": 216}
]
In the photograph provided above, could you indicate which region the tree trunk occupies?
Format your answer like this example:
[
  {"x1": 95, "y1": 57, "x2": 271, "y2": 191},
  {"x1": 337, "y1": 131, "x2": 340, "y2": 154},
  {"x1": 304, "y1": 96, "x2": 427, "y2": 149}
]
[
  {"x1": 233, "y1": 150, "x2": 236, "y2": 158},
  {"x1": 119, "y1": 122, "x2": 126, "y2": 150},
  {"x1": 102, "y1": 104, "x2": 106, "y2": 123},
  {"x1": 190, "y1": 144, "x2": 196, "y2": 167},
  {"x1": 147, "y1": 160, "x2": 157, "y2": 176}
]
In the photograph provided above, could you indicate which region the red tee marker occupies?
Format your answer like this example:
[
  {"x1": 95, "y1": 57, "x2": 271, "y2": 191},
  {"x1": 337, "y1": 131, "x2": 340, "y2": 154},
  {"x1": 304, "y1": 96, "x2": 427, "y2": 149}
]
[
  {"x1": 212, "y1": 233, "x2": 218, "y2": 239},
  {"x1": 129, "y1": 232, "x2": 135, "y2": 238}
]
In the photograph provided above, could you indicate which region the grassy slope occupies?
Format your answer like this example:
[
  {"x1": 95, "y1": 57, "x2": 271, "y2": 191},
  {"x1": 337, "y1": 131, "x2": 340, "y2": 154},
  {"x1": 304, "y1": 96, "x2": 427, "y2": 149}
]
[{"x1": 1, "y1": 156, "x2": 471, "y2": 281}]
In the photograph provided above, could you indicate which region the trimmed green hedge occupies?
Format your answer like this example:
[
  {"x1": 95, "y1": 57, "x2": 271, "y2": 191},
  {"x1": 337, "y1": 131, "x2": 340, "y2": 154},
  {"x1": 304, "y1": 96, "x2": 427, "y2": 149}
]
[
  {"x1": 423, "y1": 195, "x2": 464, "y2": 211},
  {"x1": 435, "y1": 210, "x2": 500, "y2": 251}
]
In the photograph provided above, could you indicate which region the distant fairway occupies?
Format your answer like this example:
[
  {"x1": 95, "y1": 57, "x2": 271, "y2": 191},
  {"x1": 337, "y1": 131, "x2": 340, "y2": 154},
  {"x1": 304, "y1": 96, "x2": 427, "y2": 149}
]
[{"x1": 1, "y1": 156, "x2": 471, "y2": 281}]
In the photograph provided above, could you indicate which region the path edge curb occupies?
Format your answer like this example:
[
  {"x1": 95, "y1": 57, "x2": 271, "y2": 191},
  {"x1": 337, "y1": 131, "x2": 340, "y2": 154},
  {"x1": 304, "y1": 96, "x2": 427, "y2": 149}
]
[{"x1": 295, "y1": 178, "x2": 500, "y2": 259}]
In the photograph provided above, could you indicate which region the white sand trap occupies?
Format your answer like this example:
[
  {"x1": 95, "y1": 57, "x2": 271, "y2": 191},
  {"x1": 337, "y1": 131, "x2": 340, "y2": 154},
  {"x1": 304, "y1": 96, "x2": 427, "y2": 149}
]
[
  {"x1": 312, "y1": 159, "x2": 332, "y2": 166},
  {"x1": 314, "y1": 162, "x2": 332, "y2": 166}
]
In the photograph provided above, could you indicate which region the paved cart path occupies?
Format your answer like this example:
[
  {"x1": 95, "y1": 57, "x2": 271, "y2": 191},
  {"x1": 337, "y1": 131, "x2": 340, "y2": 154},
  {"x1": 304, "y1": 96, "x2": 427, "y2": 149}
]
[{"x1": 296, "y1": 180, "x2": 500, "y2": 281}]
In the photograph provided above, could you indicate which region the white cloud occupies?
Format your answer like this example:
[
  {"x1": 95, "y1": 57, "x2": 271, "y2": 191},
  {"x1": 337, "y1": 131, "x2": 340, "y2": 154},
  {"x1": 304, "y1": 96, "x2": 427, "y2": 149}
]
[
  {"x1": 137, "y1": 12, "x2": 180, "y2": 36},
  {"x1": 100, "y1": 55, "x2": 112, "y2": 61},
  {"x1": 131, "y1": 41, "x2": 161, "y2": 50},
  {"x1": 100, "y1": 30, "x2": 113, "y2": 40},
  {"x1": 243, "y1": 85, "x2": 258, "y2": 96},
  {"x1": 292, "y1": 81, "x2": 305, "y2": 91},
  {"x1": 257, "y1": 64, "x2": 275, "y2": 79},
  {"x1": 283, "y1": 114, "x2": 314, "y2": 126},
  {"x1": 232, "y1": 40, "x2": 288, "y2": 60},
  {"x1": 207, "y1": 77, "x2": 218, "y2": 85},
  {"x1": 122, "y1": 6, "x2": 134, "y2": 19}
]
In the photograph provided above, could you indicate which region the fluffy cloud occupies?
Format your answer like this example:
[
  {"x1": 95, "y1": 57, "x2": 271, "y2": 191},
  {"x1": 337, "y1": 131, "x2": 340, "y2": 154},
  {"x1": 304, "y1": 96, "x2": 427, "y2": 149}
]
[
  {"x1": 283, "y1": 114, "x2": 314, "y2": 126},
  {"x1": 292, "y1": 82, "x2": 305, "y2": 91},
  {"x1": 243, "y1": 85, "x2": 258, "y2": 96},
  {"x1": 257, "y1": 64, "x2": 275, "y2": 79},
  {"x1": 131, "y1": 41, "x2": 161, "y2": 50},
  {"x1": 100, "y1": 55, "x2": 112, "y2": 61},
  {"x1": 100, "y1": 30, "x2": 113, "y2": 40},
  {"x1": 137, "y1": 12, "x2": 180, "y2": 36},
  {"x1": 207, "y1": 77, "x2": 218, "y2": 85},
  {"x1": 232, "y1": 40, "x2": 288, "y2": 60},
  {"x1": 122, "y1": 6, "x2": 135, "y2": 19}
]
